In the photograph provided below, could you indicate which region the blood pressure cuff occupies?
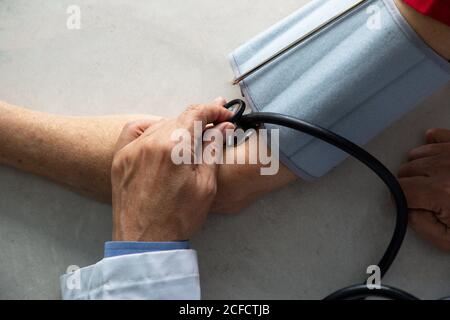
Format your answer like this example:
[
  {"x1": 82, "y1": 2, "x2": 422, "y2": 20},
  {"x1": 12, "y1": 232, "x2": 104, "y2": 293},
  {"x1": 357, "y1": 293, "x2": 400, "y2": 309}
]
[{"x1": 229, "y1": 0, "x2": 450, "y2": 180}]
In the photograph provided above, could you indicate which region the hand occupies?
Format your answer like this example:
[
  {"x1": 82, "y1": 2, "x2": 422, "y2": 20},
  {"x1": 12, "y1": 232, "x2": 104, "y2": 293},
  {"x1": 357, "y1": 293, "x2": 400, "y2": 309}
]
[
  {"x1": 111, "y1": 99, "x2": 235, "y2": 242},
  {"x1": 398, "y1": 129, "x2": 450, "y2": 252},
  {"x1": 213, "y1": 141, "x2": 298, "y2": 214}
]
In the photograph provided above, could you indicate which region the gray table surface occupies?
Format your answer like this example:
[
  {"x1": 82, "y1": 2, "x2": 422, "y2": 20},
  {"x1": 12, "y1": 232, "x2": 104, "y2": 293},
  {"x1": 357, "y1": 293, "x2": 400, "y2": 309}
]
[{"x1": 0, "y1": 0, "x2": 449, "y2": 299}]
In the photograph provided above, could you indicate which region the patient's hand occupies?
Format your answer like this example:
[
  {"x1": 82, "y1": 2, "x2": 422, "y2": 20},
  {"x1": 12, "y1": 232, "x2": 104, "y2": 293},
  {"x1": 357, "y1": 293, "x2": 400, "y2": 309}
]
[
  {"x1": 398, "y1": 129, "x2": 450, "y2": 253},
  {"x1": 214, "y1": 139, "x2": 297, "y2": 214},
  {"x1": 210, "y1": 98, "x2": 298, "y2": 214}
]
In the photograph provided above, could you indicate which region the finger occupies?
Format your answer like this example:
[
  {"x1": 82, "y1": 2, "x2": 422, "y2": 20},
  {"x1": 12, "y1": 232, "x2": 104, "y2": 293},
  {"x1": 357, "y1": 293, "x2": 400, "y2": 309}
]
[
  {"x1": 199, "y1": 122, "x2": 235, "y2": 174},
  {"x1": 426, "y1": 128, "x2": 450, "y2": 144},
  {"x1": 179, "y1": 103, "x2": 234, "y2": 132},
  {"x1": 407, "y1": 143, "x2": 449, "y2": 161},
  {"x1": 398, "y1": 157, "x2": 436, "y2": 178},
  {"x1": 115, "y1": 119, "x2": 156, "y2": 152},
  {"x1": 399, "y1": 177, "x2": 446, "y2": 214},
  {"x1": 409, "y1": 210, "x2": 450, "y2": 252},
  {"x1": 196, "y1": 122, "x2": 234, "y2": 200}
]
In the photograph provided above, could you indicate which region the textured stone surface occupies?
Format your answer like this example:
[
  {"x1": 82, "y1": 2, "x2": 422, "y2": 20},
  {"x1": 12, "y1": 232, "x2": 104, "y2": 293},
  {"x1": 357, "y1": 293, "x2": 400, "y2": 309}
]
[{"x1": 0, "y1": 0, "x2": 448, "y2": 299}]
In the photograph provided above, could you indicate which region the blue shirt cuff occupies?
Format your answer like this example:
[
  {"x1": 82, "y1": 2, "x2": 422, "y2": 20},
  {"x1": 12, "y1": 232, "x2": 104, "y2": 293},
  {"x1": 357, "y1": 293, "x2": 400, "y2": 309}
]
[{"x1": 104, "y1": 241, "x2": 190, "y2": 258}]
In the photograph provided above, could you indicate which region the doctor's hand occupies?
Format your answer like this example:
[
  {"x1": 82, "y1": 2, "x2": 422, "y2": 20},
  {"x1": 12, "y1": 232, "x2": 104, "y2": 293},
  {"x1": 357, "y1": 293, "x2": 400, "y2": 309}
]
[
  {"x1": 111, "y1": 99, "x2": 235, "y2": 242},
  {"x1": 398, "y1": 128, "x2": 450, "y2": 253}
]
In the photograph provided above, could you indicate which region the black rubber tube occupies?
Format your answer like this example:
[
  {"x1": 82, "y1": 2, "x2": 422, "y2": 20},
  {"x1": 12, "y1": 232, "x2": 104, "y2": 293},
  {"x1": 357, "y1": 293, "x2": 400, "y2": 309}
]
[
  {"x1": 324, "y1": 285, "x2": 419, "y2": 300},
  {"x1": 224, "y1": 99, "x2": 409, "y2": 299}
]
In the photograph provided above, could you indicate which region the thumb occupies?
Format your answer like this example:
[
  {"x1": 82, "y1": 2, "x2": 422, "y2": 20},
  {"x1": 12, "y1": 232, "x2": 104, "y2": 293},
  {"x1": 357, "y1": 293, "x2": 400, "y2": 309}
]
[{"x1": 114, "y1": 119, "x2": 156, "y2": 152}]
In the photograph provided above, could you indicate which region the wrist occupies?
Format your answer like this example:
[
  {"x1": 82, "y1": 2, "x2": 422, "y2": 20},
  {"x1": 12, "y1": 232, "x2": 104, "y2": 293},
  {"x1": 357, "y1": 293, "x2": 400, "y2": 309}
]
[
  {"x1": 113, "y1": 228, "x2": 184, "y2": 243},
  {"x1": 113, "y1": 211, "x2": 185, "y2": 242}
]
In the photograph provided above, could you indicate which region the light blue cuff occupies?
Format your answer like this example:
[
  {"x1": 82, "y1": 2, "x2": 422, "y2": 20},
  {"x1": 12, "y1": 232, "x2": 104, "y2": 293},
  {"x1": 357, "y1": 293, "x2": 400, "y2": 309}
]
[
  {"x1": 104, "y1": 241, "x2": 190, "y2": 258},
  {"x1": 230, "y1": 0, "x2": 450, "y2": 180}
]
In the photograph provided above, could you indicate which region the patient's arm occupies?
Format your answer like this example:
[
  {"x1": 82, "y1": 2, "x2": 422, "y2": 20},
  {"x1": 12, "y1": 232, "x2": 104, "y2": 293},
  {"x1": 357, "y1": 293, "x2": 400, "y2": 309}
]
[
  {"x1": 395, "y1": 0, "x2": 450, "y2": 60},
  {"x1": 0, "y1": 101, "x2": 297, "y2": 214},
  {"x1": 0, "y1": 101, "x2": 151, "y2": 202}
]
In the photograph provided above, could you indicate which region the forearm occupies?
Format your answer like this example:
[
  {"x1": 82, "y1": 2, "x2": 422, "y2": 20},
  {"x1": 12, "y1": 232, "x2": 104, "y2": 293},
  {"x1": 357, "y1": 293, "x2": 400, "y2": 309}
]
[{"x1": 0, "y1": 101, "x2": 153, "y2": 201}]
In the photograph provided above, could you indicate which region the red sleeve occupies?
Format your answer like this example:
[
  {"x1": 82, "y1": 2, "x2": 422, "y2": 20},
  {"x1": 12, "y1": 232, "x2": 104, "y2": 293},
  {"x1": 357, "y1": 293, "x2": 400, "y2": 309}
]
[{"x1": 403, "y1": 0, "x2": 450, "y2": 26}]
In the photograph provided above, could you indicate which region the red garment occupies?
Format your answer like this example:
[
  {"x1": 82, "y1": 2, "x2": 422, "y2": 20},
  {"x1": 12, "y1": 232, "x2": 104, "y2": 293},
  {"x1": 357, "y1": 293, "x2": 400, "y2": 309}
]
[{"x1": 403, "y1": 0, "x2": 450, "y2": 26}]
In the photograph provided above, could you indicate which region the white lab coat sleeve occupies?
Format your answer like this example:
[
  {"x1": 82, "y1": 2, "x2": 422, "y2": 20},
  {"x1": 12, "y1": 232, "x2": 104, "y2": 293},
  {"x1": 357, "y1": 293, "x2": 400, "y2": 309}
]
[{"x1": 60, "y1": 250, "x2": 201, "y2": 300}]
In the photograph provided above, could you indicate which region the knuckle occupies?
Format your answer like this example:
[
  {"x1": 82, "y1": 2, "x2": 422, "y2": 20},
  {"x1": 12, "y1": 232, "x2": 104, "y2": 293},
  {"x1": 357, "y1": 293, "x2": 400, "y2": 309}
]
[
  {"x1": 180, "y1": 106, "x2": 202, "y2": 125},
  {"x1": 111, "y1": 151, "x2": 128, "y2": 174},
  {"x1": 122, "y1": 121, "x2": 140, "y2": 134},
  {"x1": 186, "y1": 104, "x2": 201, "y2": 114},
  {"x1": 186, "y1": 104, "x2": 206, "y2": 118},
  {"x1": 111, "y1": 157, "x2": 122, "y2": 175}
]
